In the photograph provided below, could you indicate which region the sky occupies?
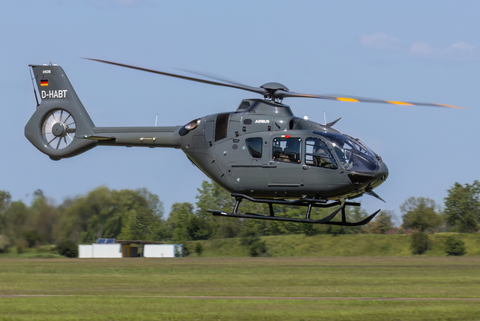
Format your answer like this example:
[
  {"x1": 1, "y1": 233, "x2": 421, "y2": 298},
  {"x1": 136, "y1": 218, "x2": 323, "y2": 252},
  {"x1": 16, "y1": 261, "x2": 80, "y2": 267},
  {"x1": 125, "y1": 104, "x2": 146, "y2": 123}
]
[{"x1": 1, "y1": 0, "x2": 478, "y2": 221}]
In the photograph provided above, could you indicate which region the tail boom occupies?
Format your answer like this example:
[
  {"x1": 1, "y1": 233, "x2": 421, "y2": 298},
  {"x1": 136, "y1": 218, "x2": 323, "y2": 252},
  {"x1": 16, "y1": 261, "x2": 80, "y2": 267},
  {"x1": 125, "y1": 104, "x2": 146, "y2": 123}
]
[{"x1": 25, "y1": 64, "x2": 182, "y2": 161}]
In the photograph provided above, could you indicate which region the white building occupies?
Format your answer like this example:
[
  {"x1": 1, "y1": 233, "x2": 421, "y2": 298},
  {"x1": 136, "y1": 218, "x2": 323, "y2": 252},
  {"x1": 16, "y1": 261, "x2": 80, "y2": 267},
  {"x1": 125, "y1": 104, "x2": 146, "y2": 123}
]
[
  {"x1": 78, "y1": 243, "x2": 122, "y2": 258},
  {"x1": 144, "y1": 244, "x2": 183, "y2": 258},
  {"x1": 78, "y1": 239, "x2": 182, "y2": 258}
]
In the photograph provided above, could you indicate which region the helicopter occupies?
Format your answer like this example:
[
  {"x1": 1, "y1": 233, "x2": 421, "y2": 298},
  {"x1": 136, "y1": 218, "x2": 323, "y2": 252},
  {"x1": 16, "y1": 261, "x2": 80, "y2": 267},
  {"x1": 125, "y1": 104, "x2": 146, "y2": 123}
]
[{"x1": 25, "y1": 59, "x2": 462, "y2": 226}]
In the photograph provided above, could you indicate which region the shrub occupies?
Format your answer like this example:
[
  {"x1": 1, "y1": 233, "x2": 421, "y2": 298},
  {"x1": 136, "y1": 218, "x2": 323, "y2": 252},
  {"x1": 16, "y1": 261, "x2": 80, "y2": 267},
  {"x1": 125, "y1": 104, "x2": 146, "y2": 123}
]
[
  {"x1": 302, "y1": 224, "x2": 320, "y2": 236},
  {"x1": 16, "y1": 239, "x2": 28, "y2": 254},
  {"x1": 411, "y1": 232, "x2": 431, "y2": 255},
  {"x1": 239, "y1": 227, "x2": 260, "y2": 246},
  {"x1": 249, "y1": 240, "x2": 268, "y2": 257},
  {"x1": 239, "y1": 228, "x2": 268, "y2": 257},
  {"x1": 22, "y1": 230, "x2": 42, "y2": 248},
  {"x1": 182, "y1": 243, "x2": 190, "y2": 257},
  {"x1": 444, "y1": 235, "x2": 466, "y2": 256},
  {"x1": 0, "y1": 234, "x2": 11, "y2": 253},
  {"x1": 57, "y1": 240, "x2": 78, "y2": 258},
  {"x1": 194, "y1": 242, "x2": 204, "y2": 256}
]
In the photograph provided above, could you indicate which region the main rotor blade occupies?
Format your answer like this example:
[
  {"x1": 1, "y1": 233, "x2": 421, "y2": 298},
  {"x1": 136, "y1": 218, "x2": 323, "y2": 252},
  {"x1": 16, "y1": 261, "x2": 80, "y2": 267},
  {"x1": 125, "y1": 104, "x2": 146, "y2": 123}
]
[
  {"x1": 276, "y1": 90, "x2": 465, "y2": 109},
  {"x1": 85, "y1": 58, "x2": 464, "y2": 109},
  {"x1": 84, "y1": 58, "x2": 267, "y2": 96},
  {"x1": 177, "y1": 68, "x2": 256, "y2": 90}
]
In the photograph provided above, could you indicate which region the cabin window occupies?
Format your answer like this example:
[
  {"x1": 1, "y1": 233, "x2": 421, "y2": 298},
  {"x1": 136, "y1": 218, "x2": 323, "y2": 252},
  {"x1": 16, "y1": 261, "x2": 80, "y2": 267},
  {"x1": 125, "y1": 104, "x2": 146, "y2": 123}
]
[
  {"x1": 245, "y1": 137, "x2": 262, "y2": 158},
  {"x1": 214, "y1": 113, "x2": 230, "y2": 142},
  {"x1": 272, "y1": 137, "x2": 301, "y2": 163},
  {"x1": 305, "y1": 138, "x2": 338, "y2": 169}
]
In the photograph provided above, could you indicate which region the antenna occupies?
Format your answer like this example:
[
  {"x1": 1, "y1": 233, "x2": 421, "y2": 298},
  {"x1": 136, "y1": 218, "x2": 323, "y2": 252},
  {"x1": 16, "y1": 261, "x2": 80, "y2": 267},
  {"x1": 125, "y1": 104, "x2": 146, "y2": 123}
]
[
  {"x1": 324, "y1": 111, "x2": 327, "y2": 126},
  {"x1": 155, "y1": 114, "x2": 158, "y2": 127},
  {"x1": 29, "y1": 67, "x2": 40, "y2": 107}
]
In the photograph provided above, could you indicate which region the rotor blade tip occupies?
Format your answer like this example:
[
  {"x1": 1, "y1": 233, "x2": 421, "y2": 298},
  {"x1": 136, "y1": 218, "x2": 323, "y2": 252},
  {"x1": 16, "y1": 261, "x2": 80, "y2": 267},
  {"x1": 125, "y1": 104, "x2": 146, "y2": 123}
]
[
  {"x1": 437, "y1": 103, "x2": 466, "y2": 109},
  {"x1": 337, "y1": 97, "x2": 360, "y2": 103},
  {"x1": 386, "y1": 101, "x2": 414, "y2": 106}
]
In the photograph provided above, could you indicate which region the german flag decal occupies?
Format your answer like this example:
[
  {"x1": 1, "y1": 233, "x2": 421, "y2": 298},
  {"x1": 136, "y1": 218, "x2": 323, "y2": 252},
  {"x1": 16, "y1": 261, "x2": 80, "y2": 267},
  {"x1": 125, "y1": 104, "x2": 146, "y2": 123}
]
[{"x1": 40, "y1": 80, "x2": 48, "y2": 87}]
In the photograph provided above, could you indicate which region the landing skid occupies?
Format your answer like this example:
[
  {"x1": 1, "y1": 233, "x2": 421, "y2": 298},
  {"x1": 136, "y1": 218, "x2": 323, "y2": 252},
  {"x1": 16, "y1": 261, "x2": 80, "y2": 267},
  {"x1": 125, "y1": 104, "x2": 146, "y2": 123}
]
[{"x1": 208, "y1": 193, "x2": 380, "y2": 226}]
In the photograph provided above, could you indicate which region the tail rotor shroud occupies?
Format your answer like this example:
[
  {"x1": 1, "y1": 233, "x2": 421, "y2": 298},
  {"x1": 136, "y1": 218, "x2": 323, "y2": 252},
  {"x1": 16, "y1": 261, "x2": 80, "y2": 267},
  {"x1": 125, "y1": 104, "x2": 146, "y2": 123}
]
[{"x1": 42, "y1": 109, "x2": 76, "y2": 150}]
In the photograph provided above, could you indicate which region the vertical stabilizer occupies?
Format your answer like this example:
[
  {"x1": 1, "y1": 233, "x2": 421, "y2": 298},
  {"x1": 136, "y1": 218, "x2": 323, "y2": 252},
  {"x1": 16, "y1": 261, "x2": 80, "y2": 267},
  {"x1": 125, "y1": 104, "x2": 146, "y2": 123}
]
[{"x1": 25, "y1": 64, "x2": 96, "y2": 160}]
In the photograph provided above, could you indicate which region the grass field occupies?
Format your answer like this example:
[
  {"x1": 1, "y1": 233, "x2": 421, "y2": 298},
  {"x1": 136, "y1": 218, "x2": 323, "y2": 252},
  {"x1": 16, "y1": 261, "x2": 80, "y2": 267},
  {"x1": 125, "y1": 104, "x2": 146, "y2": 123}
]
[{"x1": 1, "y1": 257, "x2": 480, "y2": 320}]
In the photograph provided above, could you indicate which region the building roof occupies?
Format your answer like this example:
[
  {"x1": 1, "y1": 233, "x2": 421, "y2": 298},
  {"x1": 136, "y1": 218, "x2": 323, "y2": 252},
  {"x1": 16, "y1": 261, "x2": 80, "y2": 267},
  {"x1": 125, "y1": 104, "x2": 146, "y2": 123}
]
[{"x1": 115, "y1": 240, "x2": 164, "y2": 245}]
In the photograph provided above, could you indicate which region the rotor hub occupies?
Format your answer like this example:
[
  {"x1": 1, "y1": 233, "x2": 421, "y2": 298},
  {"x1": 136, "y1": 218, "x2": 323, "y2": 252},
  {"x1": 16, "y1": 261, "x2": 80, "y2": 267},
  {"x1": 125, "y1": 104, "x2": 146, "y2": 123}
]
[
  {"x1": 260, "y1": 82, "x2": 289, "y2": 92},
  {"x1": 52, "y1": 122, "x2": 66, "y2": 137},
  {"x1": 42, "y1": 109, "x2": 77, "y2": 150},
  {"x1": 260, "y1": 82, "x2": 289, "y2": 102}
]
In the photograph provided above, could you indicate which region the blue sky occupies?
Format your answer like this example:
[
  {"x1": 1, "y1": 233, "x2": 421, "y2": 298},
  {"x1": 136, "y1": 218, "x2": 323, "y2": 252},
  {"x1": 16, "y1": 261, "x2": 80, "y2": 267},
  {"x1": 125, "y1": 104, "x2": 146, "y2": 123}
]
[{"x1": 1, "y1": 0, "x2": 478, "y2": 221}]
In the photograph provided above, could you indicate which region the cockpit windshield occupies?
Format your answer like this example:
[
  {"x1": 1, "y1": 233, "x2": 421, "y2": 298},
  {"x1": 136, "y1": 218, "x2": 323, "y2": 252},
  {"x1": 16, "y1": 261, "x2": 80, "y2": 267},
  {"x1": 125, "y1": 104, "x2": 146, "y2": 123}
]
[{"x1": 314, "y1": 132, "x2": 379, "y2": 173}]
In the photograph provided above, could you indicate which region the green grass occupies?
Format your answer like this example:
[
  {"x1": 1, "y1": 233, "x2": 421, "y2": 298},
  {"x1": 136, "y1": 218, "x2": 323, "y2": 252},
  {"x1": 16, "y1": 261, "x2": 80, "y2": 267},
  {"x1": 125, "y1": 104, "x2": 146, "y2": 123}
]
[
  {"x1": 1, "y1": 257, "x2": 480, "y2": 320},
  {"x1": 187, "y1": 233, "x2": 480, "y2": 257},
  {"x1": 1, "y1": 296, "x2": 480, "y2": 321},
  {"x1": 2, "y1": 234, "x2": 480, "y2": 320}
]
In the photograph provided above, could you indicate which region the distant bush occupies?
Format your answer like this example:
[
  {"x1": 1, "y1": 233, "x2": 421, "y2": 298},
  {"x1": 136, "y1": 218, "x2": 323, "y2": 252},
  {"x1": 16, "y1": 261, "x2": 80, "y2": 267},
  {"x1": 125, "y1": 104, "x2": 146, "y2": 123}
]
[
  {"x1": 240, "y1": 228, "x2": 260, "y2": 246},
  {"x1": 0, "y1": 234, "x2": 11, "y2": 253},
  {"x1": 22, "y1": 230, "x2": 42, "y2": 248},
  {"x1": 411, "y1": 232, "x2": 431, "y2": 255},
  {"x1": 302, "y1": 224, "x2": 320, "y2": 236},
  {"x1": 249, "y1": 240, "x2": 268, "y2": 257},
  {"x1": 194, "y1": 242, "x2": 204, "y2": 256},
  {"x1": 36, "y1": 244, "x2": 57, "y2": 253},
  {"x1": 16, "y1": 239, "x2": 28, "y2": 254},
  {"x1": 182, "y1": 243, "x2": 190, "y2": 257},
  {"x1": 444, "y1": 235, "x2": 466, "y2": 256},
  {"x1": 239, "y1": 228, "x2": 268, "y2": 257},
  {"x1": 57, "y1": 240, "x2": 78, "y2": 258}
]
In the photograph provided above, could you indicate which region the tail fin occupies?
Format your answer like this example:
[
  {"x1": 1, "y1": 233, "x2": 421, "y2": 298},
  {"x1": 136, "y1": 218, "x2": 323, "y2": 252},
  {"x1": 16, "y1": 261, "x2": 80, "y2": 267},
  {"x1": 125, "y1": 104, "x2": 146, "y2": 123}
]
[{"x1": 25, "y1": 64, "x2": 96, "y2": 160}]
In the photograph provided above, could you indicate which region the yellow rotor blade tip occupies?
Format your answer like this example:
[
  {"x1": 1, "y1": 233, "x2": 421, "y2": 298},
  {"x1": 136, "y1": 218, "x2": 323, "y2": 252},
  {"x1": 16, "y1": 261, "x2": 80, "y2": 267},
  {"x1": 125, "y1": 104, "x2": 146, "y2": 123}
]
[
  {"x1": 337, "y1": 97, "x2": 360, "y2": 103},
  {"x1": 386, "y1": 101, "x2": 414, "y2": 106}
]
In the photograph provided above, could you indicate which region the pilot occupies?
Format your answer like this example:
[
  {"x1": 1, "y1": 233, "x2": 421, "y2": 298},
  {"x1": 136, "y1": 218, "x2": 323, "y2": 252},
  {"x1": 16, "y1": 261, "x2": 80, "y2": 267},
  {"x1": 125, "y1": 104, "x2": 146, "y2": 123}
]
[
  {"x1": 285, "y1": 139, "x2": 300, "y2": 162},
  {"x1": 312, "y1": 143, "x2": 329, "y2": 168},
  {"x1": 310, "y1": 140, "x2": 338, "y2": 169}
]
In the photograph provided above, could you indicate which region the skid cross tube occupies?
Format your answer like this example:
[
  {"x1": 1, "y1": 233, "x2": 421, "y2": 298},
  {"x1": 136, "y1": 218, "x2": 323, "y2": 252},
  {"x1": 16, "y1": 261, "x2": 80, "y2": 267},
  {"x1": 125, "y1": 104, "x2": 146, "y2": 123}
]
[{"x1": 208, "y1": 193, "x2": 380, "y2": 226}]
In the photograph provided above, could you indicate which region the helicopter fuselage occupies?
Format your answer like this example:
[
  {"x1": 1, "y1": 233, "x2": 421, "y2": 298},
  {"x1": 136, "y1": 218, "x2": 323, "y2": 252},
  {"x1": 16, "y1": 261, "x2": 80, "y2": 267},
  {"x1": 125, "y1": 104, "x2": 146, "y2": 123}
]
[{"x1": 93, "y1": 98, "x2": 388, "y2": 201}]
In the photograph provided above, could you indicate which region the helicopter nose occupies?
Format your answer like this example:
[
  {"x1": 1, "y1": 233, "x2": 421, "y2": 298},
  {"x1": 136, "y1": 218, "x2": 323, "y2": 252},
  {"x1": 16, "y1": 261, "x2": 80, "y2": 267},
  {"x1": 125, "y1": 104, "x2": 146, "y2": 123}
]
[
  {"x1": 374, "y1": 162, "x2": 389, "y2": 187},
  {"x1": 347, "y1": 161, "x2": 388, "y2": 189}
]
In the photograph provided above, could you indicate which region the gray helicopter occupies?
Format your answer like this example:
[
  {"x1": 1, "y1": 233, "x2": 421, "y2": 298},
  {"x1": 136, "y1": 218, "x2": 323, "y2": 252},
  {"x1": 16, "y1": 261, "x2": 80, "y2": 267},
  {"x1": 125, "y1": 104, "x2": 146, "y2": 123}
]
[{"x1": 25, "y1": 59, "x2": 462, "y2": 226}]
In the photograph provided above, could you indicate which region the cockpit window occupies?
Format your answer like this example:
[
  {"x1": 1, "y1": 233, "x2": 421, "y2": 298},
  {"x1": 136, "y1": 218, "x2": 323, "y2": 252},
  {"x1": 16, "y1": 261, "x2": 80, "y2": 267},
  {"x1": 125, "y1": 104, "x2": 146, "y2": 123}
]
[
  {"x1": 314, "y1": 132, "x2": 379, "y2": 173},
  {"x1": 305, "y1": 138, "x2": 337, "y2": 169},
  {"x1": 272, "y1": 137, "x2": 301, "y2": 163},
  {"x1": 245, "y1": 137, "x2": 262, "y2": 158}
]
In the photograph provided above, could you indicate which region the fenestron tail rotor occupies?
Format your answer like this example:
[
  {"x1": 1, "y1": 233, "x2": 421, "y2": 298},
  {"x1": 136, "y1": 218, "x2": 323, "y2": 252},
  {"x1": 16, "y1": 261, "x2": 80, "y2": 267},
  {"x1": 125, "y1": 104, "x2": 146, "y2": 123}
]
[
  {"x1": 42, "y1": 109, "x2": 76, "y2": 150},
  {"x1": 84, "y1": 58, "x2": 464, "y2": 109}
]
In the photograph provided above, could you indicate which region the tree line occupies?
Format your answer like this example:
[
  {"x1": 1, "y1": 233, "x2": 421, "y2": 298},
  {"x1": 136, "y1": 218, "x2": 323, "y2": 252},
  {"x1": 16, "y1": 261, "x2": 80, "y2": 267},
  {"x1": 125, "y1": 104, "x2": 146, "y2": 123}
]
[{"x1": 0, "y1": 180, "x2": 478, "y2": 255}]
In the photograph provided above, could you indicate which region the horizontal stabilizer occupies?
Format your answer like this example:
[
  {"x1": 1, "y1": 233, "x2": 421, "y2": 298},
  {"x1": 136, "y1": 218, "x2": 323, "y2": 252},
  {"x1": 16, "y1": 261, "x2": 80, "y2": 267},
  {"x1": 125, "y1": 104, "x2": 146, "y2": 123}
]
[{"x1": 83, "y1": 135, "x2": 116, "y2": 141}]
